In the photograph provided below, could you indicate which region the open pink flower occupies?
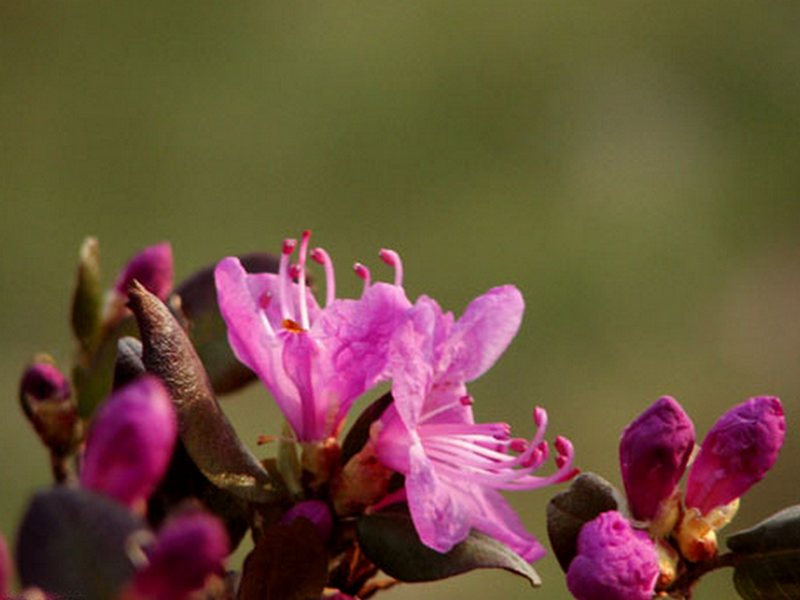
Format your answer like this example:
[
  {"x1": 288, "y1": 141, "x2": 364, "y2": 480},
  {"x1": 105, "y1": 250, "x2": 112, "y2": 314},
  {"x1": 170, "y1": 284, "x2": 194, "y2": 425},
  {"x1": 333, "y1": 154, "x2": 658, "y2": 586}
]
[
  {"x1": 215, "y1": 231, "x2": 410, "y2": 441},
  {"x1": 373, "y1": 290, "x2": 576, "y2": 561}
]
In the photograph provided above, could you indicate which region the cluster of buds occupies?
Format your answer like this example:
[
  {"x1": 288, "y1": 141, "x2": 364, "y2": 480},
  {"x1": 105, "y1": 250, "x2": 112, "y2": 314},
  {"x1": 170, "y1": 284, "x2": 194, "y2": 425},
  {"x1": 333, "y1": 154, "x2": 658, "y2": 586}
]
[{"x1": 566, "y1": 395, "x2": 785, "y2": 600}]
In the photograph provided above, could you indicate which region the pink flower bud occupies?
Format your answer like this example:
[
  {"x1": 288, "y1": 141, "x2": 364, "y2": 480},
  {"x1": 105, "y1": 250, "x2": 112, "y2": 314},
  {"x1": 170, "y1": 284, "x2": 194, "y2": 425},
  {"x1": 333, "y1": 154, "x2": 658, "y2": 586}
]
[
  {"x1": 133, "y1": 512, "x2": 229, "y2": 600},
  {"x1": 566, "y1": 511, "x2": 659, "y2": 600},
  {"x1": 0, "y1": 533, "x2": 10, "y2": 598},
  {"x1": 279, "y1": 500, "x2": 334, "y2": 542},
  {"x1": 19, "y1": 360, "x2": 79, "y2": 455},
  {"x1": 80, "y1": 375, "x2": 177, "y2": 509},
  {"x1": 685, "y1": 396, "x2": 785, "y2": 515},
  {"x1": 115, "y1": 242, "x2": 174, "y2": 301},
  {"x1": 619, "y1": 396, "x2": 695, "y2": 521}
]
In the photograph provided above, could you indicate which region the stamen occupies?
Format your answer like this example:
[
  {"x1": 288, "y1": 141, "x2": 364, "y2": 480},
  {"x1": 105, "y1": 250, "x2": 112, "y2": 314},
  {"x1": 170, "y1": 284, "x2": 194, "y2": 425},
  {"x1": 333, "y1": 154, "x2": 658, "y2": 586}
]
[
  {"x1": 297, "y1": 230, "x2": 311, "y2": 330},
  {"x1": 278, "y1": 238, "x2": 297, "y2": 321},
  {"x1": 419, "y1": 395, "x2": 475, "y2": 424},
  {"x1": 289, "y1": 264, "x2": 301, "y2": 281},
  {"x1": 311, "y1": 247, "x2": 336, "y2": 307},
  {"x1": 379, "y1": 249, "x2": 404, "y2": 287},
  {"x1": 353, "y1": 262, "x2": 371, "y2": 294}
]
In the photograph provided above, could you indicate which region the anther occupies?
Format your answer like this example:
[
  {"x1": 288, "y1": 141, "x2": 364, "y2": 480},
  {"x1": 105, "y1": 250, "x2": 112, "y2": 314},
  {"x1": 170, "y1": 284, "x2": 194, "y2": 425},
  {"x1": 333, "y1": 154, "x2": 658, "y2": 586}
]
[{"x1": 379, "y1": 249, "x2": 404, "y2": 287}]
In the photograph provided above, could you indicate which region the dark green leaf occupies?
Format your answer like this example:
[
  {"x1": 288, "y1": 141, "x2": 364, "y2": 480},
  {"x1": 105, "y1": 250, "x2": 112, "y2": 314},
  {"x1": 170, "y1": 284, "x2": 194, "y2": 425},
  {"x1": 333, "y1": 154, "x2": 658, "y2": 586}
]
[
  {"x1": 73, "y1": 316, "x2": 138, "y2": 418},
  {"x1": 340, "y1": 392, "x2": 393, "y2": 465},
  {"x1": 356, "y1": 504, "x2": 541, "y2": 586},
  {"x1": 71, "y1": 237, "x2": 103, "y2": 354},
  {"x1": 546, "y1": 472, "x2": 625, "y2": 572},
  {"x1": 173, "y1": 253, "x2": 280, "y2": 395},
  {"x1": 728, "y1": 505, "x2": 800, "y2": 599},
  {"x1": 17, "y1": 486, "x2": 145, "y2": 600},
  {"x1": 238, "y1": 519, "x2": 327, "y2": 600},
  {"x1": 128, "y1": 282, "x2": 278, "y2": 504}
]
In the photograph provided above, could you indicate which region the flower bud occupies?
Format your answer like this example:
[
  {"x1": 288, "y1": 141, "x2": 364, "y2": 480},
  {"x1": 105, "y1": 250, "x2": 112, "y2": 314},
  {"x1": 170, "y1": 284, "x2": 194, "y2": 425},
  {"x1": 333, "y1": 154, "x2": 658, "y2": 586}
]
[
  {"x1": 0, "y1": 533, "x2": 10, "y2": 598},
  {"x1": 279, "y1": 500, "x2": 334, "y2": 543},
  {"x1": 619, "y1": 396, "x2": 695, "y2": 522},
  {"x1": 685, "y1": 396, "x2": 785, "y2": 515},
  {"x1": 566, "y1": 511, "x2": 659, "y2": 600},
  {"x1": 114, "y1": 242, "x2": 174, "y2": 301},
  {"x1": 19, "y1": 360, "x2": 80, "y2": 456},
  {"x1": 80, "y1": 375, "x2": 177, "y2": 509},
  {"x1": 132, "y1": 512, "x2": 229, "y2": 600}
]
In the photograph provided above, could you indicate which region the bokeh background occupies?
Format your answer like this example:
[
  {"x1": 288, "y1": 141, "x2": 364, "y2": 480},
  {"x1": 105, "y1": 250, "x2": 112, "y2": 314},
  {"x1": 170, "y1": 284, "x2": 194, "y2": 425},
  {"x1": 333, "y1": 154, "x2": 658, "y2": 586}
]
[{"x1": 2, "y1": 2, "x2": 799, "y2": 598}]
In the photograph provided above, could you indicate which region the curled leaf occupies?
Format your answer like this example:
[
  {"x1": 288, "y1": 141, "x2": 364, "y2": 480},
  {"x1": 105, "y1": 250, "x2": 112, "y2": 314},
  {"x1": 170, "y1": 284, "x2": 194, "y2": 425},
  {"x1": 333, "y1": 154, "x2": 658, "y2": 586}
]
[
  {"x1": 128, "y1": 281, "x2": 277, "y2": 504},
  {"x1": 546, "y1": 472, "x2": 625, "y2": 572}
]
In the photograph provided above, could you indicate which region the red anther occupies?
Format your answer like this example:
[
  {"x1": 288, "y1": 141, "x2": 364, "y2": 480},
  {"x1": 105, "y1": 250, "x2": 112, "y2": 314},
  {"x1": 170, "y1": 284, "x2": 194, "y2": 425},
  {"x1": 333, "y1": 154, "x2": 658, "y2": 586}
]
[
  {"x1": 460, "y1": 395, "x2": 474, "y2": 406},
  {"x1": 282, "y1": 239, "x2": 297, "y2": 255},
  {"x1": 533, "y1": 407, "x2": 546, "y2": 427},
  {"x1": 379, "y1": 248, "x2": 398, "y2": 266},
  {"x1": 289, "y1": 264, "x2": 301, "y2": 280},
  {"x1": 354, "y1": 262, "x2": 370, "y2": 279},
  {"x1": 510, "y1": 439, "x2": 528, "y2": 453},
  {"x1": 310, "y1": 247, "x2": 327, "y2": 265}
]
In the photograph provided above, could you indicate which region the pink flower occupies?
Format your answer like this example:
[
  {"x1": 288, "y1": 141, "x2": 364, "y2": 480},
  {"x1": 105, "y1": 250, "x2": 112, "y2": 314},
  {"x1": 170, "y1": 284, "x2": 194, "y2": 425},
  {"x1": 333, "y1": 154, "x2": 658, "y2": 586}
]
[
  {"x1": 619, "y1": 396, "x2": 695, "y2": 522},
  {"x1": 114, "y1": 242, "x2": 174, "y2": 301},
  {"x1": 215, "y1": 231, "x2": 410, "y2": 441},
  {"x1": 80, "y1": 375, "x2": 178, "y2": 509},
  {"x1": 566, "y1": 511, "x2": 659, "y2": 600},
  {"x1": 373, "y1": 290, "x2": 575, "y2": 561},
  {"x1": 0, "y1": 533, "x2": 10, "y2": 599},
  {"x1": 685, "y1": 396, "x2": 785, "y2": 516},
  {"x1": 132, "y1": 511, "x2": 229, "y2": 600}
]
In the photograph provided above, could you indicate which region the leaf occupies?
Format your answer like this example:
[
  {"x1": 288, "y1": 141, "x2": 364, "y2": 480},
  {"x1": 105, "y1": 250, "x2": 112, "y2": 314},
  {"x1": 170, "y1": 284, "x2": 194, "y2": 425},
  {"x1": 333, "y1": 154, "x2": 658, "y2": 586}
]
[
  {"x1": 71, "y1": 237, "x2": 103, "y2": 354},
  {"x1": 17, "y1": 486, "x2": 145, "y2": 600},
  {"x1": 73, "y1": 316, "x2": 138, "y2": 418},
  {"x1": 356, "y1": 504, "x2": 541, "y2": 586},
  {"x1": 237, "y1": 519, "x2": 328, "y2": 600},
  {"x1": 173, "y1": 252, "x2": 280, "y2": 395},
  {"x1": 340, "y1": 392, "x2": 393, "y2": 465},
  {"x1": 546, "y1": 472, "x2": 625, "y2": 572},
  {"x1": 728, "y1": 505, "x2": 800, "y2": 599},
  {"x1": 128, "y1": 282, "x2": 278, "y2": 504}
]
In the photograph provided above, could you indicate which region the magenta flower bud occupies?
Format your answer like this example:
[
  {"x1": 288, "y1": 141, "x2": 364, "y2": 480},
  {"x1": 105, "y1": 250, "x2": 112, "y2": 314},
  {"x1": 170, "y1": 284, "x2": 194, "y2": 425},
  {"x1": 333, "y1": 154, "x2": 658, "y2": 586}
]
[
  {"x1": 80, "y1": 375, "x2": 177, "y2": 509},
  {"x1": 685, "y1": 396, "x2": 785, "y2": 515},
  {"x1": 133, "y1": 512, "x2": 229, "y2": 600},
  {"x1": 19, "y1": 360, "x2": 79, "y2": 457},
  {"x1": 619, "y1": 396, "x2": 695, "y2": 521},
  {"x1": 566, "y1": 511, "x2": 659, "y2": 600},
  {"x1": 20, "y1": 362, "x2": 71, "y2": 405},
  {"x1": 279, "y1": 500, "x2": 334, "y2": 542},
  {"x1": 0, "y1": 533, "x2": 10, "y2": 598},
  {"x1": 115, "y1": 242, "x2": 174, "y2": 301}
]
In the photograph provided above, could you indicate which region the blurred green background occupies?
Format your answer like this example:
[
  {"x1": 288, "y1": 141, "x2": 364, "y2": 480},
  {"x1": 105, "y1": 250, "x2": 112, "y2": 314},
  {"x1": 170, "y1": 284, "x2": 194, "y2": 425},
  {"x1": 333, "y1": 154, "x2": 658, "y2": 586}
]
[{"x1": 2, "y1": 2, "x2": 799, "y2": 598}]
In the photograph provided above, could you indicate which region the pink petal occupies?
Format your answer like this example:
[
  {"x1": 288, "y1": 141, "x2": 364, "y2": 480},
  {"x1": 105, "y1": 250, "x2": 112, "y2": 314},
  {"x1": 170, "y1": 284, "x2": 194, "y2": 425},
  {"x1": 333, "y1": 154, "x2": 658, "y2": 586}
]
[
  {"x1": 406, "y1": 442, "x2": 471, "y2": 554},
  {"x1": 215, "y1": 258, "x2": 303, "y2": 432},
  {"x1": 440, "y1": 286, "x2": 524, "y2": 383},
  {"x1": 469, "y1": 488, "x2": 546, "y2": 562}
]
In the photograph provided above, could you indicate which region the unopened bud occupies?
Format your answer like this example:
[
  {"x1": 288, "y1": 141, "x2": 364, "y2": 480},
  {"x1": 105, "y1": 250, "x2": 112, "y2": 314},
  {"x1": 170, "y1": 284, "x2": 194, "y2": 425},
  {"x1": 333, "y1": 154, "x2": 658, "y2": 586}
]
[
  {"x1": 132, "y1": 511, "x2": 229, "y2": 600},
  {"x1": 0, "y1": 533, "x2": 10, "y2": 598},
  {"x1": 115, "y1": 242, "x2": 174, "y2": 301},
  {"x1": 619, "y1": 396, "x2": 695, "y2": 522},
  {"x1": 19, "y1": 360, "x2": 80, "y2": 455},
  {"x1": 279, "y1": 500, "x2": 334, "y2": 542},
  {"x1": 566, "y1": 511, "x2": 659, "y2": 600},
  {"x1": 80, "y1": 375, "x2": 177, "y2": 509},
  {"x1": 685, "y1": 397, "x2": 784, "y2": 516}
]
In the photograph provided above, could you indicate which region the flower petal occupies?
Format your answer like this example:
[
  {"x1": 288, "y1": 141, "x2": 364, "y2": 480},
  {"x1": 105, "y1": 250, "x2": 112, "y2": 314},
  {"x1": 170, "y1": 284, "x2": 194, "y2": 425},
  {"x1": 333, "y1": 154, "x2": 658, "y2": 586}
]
[
  {"x1": 406, "y1": 442, "x2": 471, "y2": 554},
  {"x1": 469, "y1": 488, "x2": 546, "y2": 562},
  {"x1": 440, "y1": 286, "x2": 524, "y2": 383}
]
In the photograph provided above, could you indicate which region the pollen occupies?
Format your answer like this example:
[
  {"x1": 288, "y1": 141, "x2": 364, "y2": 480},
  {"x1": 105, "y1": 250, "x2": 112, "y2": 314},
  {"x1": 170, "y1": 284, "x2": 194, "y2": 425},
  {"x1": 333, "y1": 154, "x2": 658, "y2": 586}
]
[{"x1": 282, "y1": 318, "x2": 305, "y2": 333}]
